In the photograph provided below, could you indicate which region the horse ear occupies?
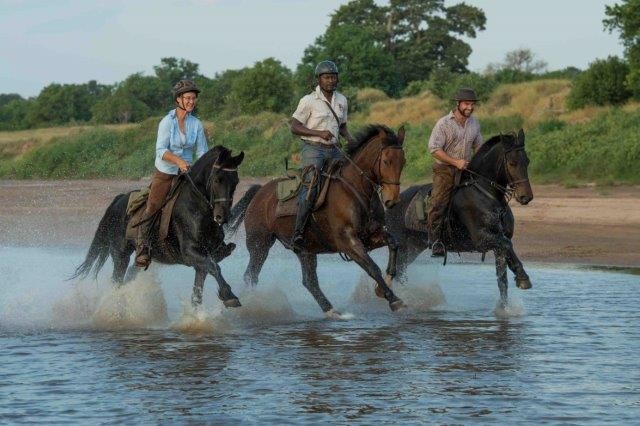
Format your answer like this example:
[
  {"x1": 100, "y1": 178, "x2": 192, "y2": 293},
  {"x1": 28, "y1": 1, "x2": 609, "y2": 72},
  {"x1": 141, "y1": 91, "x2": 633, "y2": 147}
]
[
  {"x1": 517, "y1": 128, "x2": 525, "y2": 145},
  {"x1": 215, "y1": 149, "x2": 230, "y2": 166},
  {"x1": 229, "y1": 151, "x2": 245, "y2": 168},
  {"x1": 397, "y1": 125, "x2": 405, "y2": 145}
]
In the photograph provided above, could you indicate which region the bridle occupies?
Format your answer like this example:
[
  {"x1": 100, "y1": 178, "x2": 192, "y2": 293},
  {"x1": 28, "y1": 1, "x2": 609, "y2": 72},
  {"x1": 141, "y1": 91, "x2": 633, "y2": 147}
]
[
  {"x1": 465, "y1": 141, "x2": 529, "y2": 201},
  {"x1": 185, "y1": 163, "x2": 238, "y2": 210},
  {"x1": 339, "y1": 143, "x2": 403, "y2": 193}
]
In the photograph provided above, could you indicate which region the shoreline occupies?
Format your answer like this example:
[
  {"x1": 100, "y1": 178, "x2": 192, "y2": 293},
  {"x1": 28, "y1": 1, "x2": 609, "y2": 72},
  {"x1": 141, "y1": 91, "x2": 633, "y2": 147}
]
[{"x1": 0, "y1": 179, "x2": 638, "y2": 268}]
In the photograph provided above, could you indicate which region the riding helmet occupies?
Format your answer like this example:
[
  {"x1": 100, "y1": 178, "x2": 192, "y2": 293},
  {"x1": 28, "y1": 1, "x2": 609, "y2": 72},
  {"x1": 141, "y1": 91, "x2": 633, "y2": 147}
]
[
  {"x1": 172, "y1": 79, "x2": 200, "y2": 100},
  {"x1": 314, "y1": 60, "x2": 339, "y2": 77}
]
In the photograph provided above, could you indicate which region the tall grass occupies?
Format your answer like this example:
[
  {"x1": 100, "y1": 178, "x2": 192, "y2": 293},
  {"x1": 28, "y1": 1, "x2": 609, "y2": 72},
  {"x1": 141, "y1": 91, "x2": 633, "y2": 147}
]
[{"x1": 1, "y1": 80, "x2": 639, "y2": 185}]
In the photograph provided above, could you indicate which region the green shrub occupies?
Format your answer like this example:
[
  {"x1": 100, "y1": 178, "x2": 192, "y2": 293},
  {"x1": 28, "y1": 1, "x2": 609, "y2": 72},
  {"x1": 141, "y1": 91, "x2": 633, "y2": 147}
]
[{"x1": 567, "y1": 56, "x2": 631, "y2": 109}]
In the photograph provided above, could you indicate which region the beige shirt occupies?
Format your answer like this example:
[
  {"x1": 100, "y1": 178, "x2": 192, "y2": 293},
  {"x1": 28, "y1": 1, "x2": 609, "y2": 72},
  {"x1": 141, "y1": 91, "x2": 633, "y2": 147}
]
[
  {"x1": 292, "y1": 85, "x2": 348, "y2": 145},
  {"x1": 428, "y1": 112, "x2": 483, "y2": 164}
]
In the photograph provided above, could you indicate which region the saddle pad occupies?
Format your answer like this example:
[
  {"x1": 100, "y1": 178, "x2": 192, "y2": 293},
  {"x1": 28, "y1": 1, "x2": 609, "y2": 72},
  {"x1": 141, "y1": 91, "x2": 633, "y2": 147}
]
[
  {"x1": 404, "y1": 186, "x2": 431, "y2": 232},
  {"x1": 126, "y1": 205, "x2": 146, "y2": 240},
  {"x1": 126, "y1": 187, "x2": 149, "y2": 216},
  {"x1": 275, "y1": 197, "x2": 299, "y2": 218},
  {"x1": 276, "y1": 176, "x2": 301, "y2": 202}
]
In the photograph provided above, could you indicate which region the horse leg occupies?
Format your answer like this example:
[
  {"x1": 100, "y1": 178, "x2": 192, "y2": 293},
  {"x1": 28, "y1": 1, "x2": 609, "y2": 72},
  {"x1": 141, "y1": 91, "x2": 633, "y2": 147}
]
[
  {"x1": 111, "y1": 249, "x2": 131, "y2": 285},
  {"x1": 494, "y1": 249, "x2": 509, "y2": 308},
  {"x1": 505, "y1": 245, "x2": 532, "y2": 290},
  {"x1": 343, "y1": 235, "x2": 405, "y2": 311},
  {"x1": 243, "y1": 231, "x2": 275, "y2": 287},
  {"x1": 191, "y1": 268, "x2": 206, "y2": 307},
  {"x1": 183, "y1": 244, "x2": 241, "y2": 308},
  {"x1": 297, "y1": 252, "x2": 334, "y2": 315},
  {"x1": 384, "y1": 230, "x2": 399, "y2": 286},
  {"x1": 206, "y1": 258, "x2": 241, "y2": 308}
]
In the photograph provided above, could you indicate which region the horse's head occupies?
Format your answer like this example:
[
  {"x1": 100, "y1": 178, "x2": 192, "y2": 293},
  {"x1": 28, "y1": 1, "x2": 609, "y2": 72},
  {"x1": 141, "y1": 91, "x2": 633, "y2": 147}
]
[
  {"x1": 377, "y1": 126, "x2": 406, "y2": 208},
  {"x1": 503, "y1": 129, "x2": 533, "y2": 205},
  {"x1": 208, "y1": 149, "x2": 244, "y2": 224}
]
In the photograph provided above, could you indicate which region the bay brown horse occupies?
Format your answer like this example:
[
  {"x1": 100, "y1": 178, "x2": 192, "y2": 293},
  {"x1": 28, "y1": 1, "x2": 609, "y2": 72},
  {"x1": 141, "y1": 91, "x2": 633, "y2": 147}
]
[
  {"x1": 228, "y1": 125, "x2": 407, "y2": 316},
  {"x1": 385, "y1": 129, "x2": 533, "y2": 307}
]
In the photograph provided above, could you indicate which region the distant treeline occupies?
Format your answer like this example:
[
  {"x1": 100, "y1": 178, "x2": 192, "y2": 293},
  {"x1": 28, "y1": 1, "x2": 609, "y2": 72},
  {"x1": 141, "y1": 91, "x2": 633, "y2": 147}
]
[{"x1": 3, "y1": 0, "x2": 638, "y2": 131}]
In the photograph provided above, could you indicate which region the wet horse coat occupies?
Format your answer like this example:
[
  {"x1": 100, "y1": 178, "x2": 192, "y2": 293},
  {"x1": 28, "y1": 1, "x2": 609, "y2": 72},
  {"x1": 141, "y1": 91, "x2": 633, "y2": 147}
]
[{"x1": 71, "y1": 146, "x2": 245, "y2": 307}]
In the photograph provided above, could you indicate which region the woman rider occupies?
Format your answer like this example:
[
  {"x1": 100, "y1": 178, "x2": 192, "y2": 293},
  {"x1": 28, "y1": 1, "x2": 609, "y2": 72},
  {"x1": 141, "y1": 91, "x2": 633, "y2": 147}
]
[{"x1": 135, "y1": 79, "x2": 208, "y2": 267}]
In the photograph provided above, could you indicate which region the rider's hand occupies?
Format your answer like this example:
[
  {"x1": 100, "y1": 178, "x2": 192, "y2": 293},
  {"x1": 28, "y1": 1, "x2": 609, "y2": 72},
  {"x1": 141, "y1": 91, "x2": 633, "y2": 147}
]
[
  {"x1": 318, "y1": 130, "x2": 334, "y2": 141},
  {"x1": 455, "y1": 159, "x2": 469, "y2": 170},
  {"x1": 177, "y1": 160, "x2": 190, "y2": 173}
]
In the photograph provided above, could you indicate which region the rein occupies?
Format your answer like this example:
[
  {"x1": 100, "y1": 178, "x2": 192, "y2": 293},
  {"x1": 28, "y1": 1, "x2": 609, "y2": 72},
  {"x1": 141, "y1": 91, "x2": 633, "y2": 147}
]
[{"x1": 465, "y1": 145, "x2": 529, "y2": 201}]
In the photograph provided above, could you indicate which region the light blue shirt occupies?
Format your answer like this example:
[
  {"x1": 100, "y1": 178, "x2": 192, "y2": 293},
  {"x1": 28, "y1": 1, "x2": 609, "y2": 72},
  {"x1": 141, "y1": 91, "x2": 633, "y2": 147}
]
[{"x1": 155, "y1": 109, "x2": 208, "y2": 174}]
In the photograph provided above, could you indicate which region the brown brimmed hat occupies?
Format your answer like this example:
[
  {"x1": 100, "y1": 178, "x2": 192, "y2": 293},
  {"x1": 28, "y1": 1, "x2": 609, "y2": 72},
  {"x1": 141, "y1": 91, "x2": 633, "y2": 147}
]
[{"x1": 452, "y1": 87, "x2": 478, "y2": 101}]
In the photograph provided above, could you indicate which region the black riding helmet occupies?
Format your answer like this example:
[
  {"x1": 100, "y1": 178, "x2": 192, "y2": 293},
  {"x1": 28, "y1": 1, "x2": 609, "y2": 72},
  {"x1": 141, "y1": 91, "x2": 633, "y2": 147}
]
[
  {"x1": 172, "y1": 79, "x2": 200, "y2": 101},
  {"x1": 314, "y1": 60, "x2": 339, "y2": 77}
]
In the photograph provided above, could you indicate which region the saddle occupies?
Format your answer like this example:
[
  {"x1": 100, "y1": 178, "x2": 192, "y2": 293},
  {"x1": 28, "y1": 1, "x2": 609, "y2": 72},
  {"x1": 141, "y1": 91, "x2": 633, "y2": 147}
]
[
  {"x1": 275, "y1": 159, "x2": 342, "y2": 218},
  {"x1": 404, "y1": 185, "x2": 431, "y2": 232},
  {"x1": 125, "y1": 177, "x2": 182, "y2": 243}
]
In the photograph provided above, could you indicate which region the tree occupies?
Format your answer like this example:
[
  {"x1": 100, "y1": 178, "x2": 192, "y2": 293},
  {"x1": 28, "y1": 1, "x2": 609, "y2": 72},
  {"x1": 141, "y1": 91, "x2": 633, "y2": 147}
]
[
  {"x1": 153, "y1": 57, "x2": 201, "y2": 88},
  {"x1": 604, "y1": 0, "x2": 640, "y2": 98},
  {"x1": 118, "y1": 73, "x2": 167, "y2": 113},
  {"x1": 92, "y1": 93, "x2": 151, "y2": 124},
  {"x1": 26, "y1": 83, "x2": 98, "y2": 126},
  {"x1": 297, "y1": 24, "x2": 400, "y2": 95},
  {"x1": 485, "y1": 48, "x2": 547, "y2": 74},
  {"x1": 0, "y1": 93, "x2": 24, "y2": 108},
  {"x1": 298, "y1": 0, "x2": 486, "y2": 93},
  {"x1": 229, "y1": 58, "x2": 294, "y2": 115},
  {"x1": 567, "y1": 56, "x2": 631, "y2": 109}
]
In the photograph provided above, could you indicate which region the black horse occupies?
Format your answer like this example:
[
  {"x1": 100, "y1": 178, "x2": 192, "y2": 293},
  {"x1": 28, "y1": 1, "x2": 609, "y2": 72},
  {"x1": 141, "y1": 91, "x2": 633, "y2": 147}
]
[
  {"x1": 385, "y1": 129, "x2": 533, "y2": 306},
  {"x1": 71, "y1": 145, "x2": 246, "y2": 308}
]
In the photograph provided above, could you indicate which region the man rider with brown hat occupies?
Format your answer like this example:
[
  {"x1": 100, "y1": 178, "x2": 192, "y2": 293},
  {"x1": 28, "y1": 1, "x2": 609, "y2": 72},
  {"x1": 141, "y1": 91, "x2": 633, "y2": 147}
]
[{"x1": 427, "y1": 87, "x2": 484, "y2": 257}]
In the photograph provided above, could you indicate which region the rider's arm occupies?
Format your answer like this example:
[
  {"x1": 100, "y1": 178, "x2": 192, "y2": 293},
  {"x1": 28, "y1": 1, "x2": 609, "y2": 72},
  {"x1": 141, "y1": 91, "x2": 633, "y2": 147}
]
[
  {"x1": 432, "y1": 149, "x2": 468, "y2": 170},
  {"x1": 290, "y1": 118, "x2": 333, "y2": 142},
  {"x1": 162, "y1": 151, "x2": 190, "y2": 173}
]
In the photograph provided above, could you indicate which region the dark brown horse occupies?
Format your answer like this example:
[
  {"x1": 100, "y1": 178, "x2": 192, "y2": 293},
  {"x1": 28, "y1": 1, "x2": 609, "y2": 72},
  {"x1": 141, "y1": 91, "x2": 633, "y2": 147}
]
[
  {"x1": 227, "y1": 125, "x2": 407, "y2": 316},
  {"x1": 385, "y1": 129, "x2": 533, "y2": 307}
]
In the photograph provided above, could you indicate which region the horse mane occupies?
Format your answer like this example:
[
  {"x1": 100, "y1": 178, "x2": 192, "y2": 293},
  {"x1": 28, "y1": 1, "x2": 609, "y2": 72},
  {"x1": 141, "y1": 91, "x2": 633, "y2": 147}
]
[
  {"x1": 471, "y1": 133, "x2": 515, "y2": 163},
  {"x1": 345, "y1": 124, "x2": 399, "y2": 156},
  {"x1": 189, "y1": 145, "x2": 230, "y2": 183}
]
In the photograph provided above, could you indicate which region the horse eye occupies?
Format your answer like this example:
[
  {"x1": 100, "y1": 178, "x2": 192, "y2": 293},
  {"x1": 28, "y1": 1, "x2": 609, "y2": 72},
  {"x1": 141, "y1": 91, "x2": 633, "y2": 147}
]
[{"x1": 383, "y1": 160, "x2": 390, "y2": 166}]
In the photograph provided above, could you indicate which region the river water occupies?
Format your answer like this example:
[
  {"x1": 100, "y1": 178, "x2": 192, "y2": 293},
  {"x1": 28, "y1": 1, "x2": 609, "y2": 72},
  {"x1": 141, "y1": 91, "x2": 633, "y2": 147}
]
[{"x1": 1, "y1": 245, "x2": 639, "y2": 423}]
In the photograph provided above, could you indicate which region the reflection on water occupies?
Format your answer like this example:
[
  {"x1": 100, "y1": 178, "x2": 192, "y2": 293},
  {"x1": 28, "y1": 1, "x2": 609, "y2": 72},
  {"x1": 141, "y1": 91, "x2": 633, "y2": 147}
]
[{"x1": 1, "y1": 246, "x2": 639, "y2": 423}]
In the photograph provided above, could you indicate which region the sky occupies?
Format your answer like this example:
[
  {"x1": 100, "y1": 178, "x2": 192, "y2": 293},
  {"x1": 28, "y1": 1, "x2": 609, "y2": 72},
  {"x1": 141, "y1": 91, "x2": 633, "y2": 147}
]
[{"x1": 0, "y1": 0, "x2": 625, "y2": 98}]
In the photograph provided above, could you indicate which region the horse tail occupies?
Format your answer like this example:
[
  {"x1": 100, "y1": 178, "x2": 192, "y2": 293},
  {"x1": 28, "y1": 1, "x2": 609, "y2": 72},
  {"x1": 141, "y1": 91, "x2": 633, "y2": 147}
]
[
  {"x1": 225, "y1": 184, "x2": 262, "y2": 236},
  {"x1": 69, "y1": 194, "x2": 125, "y2": 280}
]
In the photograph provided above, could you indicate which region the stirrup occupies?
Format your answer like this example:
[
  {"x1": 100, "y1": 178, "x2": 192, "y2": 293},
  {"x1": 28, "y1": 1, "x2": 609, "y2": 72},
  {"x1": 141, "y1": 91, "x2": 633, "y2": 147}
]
[
  {"x1": 290, "y1": 233, "x2": 305, "y2": 252},
  {"x1": 431, "y1": 240, "x2": 445, "y2": 257},
  {"x1": 135, "y1": 245, "x2": 151, "y2": 269}
]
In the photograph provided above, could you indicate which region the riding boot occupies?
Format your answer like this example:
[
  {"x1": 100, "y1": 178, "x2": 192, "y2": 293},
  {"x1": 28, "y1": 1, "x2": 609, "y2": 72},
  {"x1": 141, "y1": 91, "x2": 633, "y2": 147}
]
[
  {"x1": 135, "y1": 216, "x2": 152, "y2": 268},
  {"x1": 291, "y1": 199, "x2": 313, "y2": 252}
]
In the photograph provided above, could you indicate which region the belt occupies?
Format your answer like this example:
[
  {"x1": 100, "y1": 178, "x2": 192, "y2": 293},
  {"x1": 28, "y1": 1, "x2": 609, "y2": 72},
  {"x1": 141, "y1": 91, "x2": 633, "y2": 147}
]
[{"x1": 303, "y1": 140, "x2": 338, "y2": 149}]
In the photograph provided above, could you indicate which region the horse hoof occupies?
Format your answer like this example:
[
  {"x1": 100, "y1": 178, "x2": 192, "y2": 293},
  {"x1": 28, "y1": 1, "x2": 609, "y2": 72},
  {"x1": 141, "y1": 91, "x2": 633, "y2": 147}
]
[
  {"x1": 516, "y1": 278, "x2": 532, "y2": 290},
  {"x1": 389, "y1": 299, "x2": 407, "y2": 312},
  {"x1": 223, "y1": 298, "x2": 242, "y2": 308},
  {"x1": 325, "y1": 309, "x2": 342, "y2": 319}
]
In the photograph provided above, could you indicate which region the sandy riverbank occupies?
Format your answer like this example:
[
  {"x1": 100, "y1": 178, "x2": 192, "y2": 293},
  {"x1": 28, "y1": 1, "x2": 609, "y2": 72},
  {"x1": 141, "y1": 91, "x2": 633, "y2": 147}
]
[{"x1": 0, "y1": 179, "x2": 638, "y2": 267}]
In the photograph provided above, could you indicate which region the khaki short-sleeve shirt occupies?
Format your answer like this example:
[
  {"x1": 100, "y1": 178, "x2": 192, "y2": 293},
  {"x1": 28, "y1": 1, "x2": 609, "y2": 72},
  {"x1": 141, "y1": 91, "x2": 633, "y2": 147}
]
[
  {"x1": 428, "y1": 112, "x2": 483, "y2": 164},
  {"x1": 292, "y1": 85, "x2": 348, "y2": 145}
]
